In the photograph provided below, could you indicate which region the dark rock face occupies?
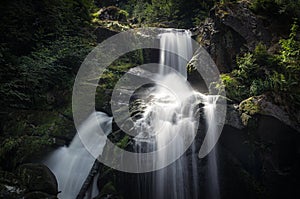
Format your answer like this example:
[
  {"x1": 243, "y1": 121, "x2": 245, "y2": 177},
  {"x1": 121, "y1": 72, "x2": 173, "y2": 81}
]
[
  {"x1": 94, "y1": 27, "x2": 119, "y2": 43},
  {"x1": 219, "y1": 115, "x2": 300, "y2": 199},
  {"x1": 17, "y1": 164, "x2": 58, "y2": 196},
  {"x1": 194, "y1": 2, "x2": 271, "y2": 72}
]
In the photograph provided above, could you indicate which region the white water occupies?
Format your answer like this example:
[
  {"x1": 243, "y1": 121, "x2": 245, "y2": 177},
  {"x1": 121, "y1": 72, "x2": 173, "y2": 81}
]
[
  {"x1": 202, "y1": 95, "x2": 221, "y2": 198},
  {"x1": 44, "y1": 112, "x2": 112, "y2": 199},
  {"x1": 159, "y1": 29, "x2": 193, "y2": 79},
  {"x1": 133, "y1": 29, "x2": 220, "y2": 199}
]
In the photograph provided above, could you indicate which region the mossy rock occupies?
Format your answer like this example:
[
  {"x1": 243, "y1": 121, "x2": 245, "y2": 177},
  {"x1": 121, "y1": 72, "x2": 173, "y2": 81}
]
[
  {"x1": 239, "y1": 95, "x2": 298, "y2": 131},
  {"x1": 239, "y1": 96, "x2": 261, "y2": 116},
  {"x1": 17, "y1": 164, "x2": 58, "y2": 196},
  {"x1": 0, "y1": 170, "x2": 21, "y2": 187},
  {"x1": 96, "y1": 6, "x2": 128, "y2": 22},
  {"x1": 0, "y1": 184, "x2": 22, "y2": 199},
  {"x1": 239, "y1": 97, "x2": 261, "y2": 127}
]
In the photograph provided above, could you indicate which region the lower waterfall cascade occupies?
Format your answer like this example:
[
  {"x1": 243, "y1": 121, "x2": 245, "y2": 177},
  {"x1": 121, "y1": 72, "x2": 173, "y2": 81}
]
[{"x1": 44, "y1": 112, "x2": 112, "y2": 199}]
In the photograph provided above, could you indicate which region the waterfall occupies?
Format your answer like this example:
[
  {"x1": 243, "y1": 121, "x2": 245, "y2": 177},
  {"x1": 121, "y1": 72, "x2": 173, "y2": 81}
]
[
  {"x1": 44, "y1": 112, "x2": 112, "y2": 199},
  {"x1": 159, "y1": 29, "x2": 193, "y2": 78},
  {"x1": 44, "y1": 28, "x2": 220, "y2": 199},
  {"x1": 133, "y1": 29, "x2": 197, "y2": 199},
  {"x1": 133, "y1": 29, "x2": 220, "y2": 199},
  {"x1": 202, "y1": 95, "x2": 220, "y2": 199}
]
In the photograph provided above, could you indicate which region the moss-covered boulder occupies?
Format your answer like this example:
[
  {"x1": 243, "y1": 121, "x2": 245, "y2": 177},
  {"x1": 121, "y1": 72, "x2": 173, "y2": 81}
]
[
  {"x1": 239, "y1": 95, "x2": 299, "y2": 131},
  {"x1": 17, "y1": 164, "x2": 58, "y2": 196},
  {"x1": 96, "y1": 6, "x2": 129, "y2": 22}
]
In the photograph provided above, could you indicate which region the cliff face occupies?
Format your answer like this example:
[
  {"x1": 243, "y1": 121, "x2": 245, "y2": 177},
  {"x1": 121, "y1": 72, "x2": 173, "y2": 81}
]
[
  {"x1": 194, "y1": 1, "x2": 272, "y2": 72},
  {"x1": 189, "y1": 2, "x2": 300, "y2": 198}
]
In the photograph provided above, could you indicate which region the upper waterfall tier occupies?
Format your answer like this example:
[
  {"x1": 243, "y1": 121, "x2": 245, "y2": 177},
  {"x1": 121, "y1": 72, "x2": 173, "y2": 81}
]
[{"x1": 159, "y1": 29, "x2": 193, "y2": 78}]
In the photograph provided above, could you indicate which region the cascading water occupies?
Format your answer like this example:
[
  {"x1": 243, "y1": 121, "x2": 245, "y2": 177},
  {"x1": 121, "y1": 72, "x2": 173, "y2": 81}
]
[
  {"x1": 44, "y1": 112, "x2": 112, "y2": 199},
  {"x1": 44, "y1": 28, "x2": 220, "y2": 199},
  {"x1": 155, "y1": 29, "x2": 198, "y2": 199},
  {"x1": 200, "y1": 94, "x2": 221, "y2": 199},
  {"x1": 159, "y1": 29, "x2": 193, "y2": 78},
  {"x1": 133, "y1": 29, "x2": 220, "y2": 199}
]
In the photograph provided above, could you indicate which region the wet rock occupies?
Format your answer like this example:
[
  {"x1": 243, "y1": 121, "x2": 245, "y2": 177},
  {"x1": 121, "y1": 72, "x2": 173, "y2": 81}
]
[{"x1": 225, "y1": 104, "x2": 244, "y2": 129}]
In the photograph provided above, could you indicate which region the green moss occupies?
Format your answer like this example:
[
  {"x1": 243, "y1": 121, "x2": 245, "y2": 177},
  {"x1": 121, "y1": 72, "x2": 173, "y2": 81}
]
[
  {"x1": 239, "y1": 97, "x2": 261, "y2": 127},
  {"x1": 0, "y1": 106, "x2": 76, "y2": 170},
  {"x1": 92, "y1": 20, "x2": 131, "y2": 31},
  {"x1": 239, "y1": 97, "x2": 261, "y2": 115},
  {"x1": 116, "y1": 135, "x2": 129, "y2": 149}
]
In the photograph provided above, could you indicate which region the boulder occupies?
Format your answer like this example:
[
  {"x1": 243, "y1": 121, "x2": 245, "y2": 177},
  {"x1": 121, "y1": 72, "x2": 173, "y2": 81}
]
[
  {"x1": 225, "y1": 104, "x2": 244, "y2": 129},
  {"x1": 94, "y1": 27, "x2": 119, "y2": 43},
  {"x1": 239, "y1": 95, "x2": 300, "y2": 132},
  {"x1": 17, "y1": 164, "x2": 58, "y2": 196},
  {"x1": 97, "y1": 6, "x2": 128, "y2": 22}
]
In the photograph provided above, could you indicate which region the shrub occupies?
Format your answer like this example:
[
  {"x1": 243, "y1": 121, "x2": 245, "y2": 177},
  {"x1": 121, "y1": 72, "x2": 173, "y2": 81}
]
[
  {"x1": 250, "y1": 0, "x2": 300, "y2": 20},
  {"x1": 236, "y1": 53, "x2": 261, "y2": 83},
  {"x1": 221, "y1": 74, "x2": 249, "y2": 101},
  {"x1": 223, "y1": 21, "x2": 300, "y2": 108},
  {"x1": 0, "y1": 36, "x2": 92, "y2": 109}
]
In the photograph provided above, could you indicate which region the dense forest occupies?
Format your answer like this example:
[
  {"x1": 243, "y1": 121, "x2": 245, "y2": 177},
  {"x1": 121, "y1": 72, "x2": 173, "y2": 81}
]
[{"x1": 0, "y1": 0, "x2": 299, "y2": 199}]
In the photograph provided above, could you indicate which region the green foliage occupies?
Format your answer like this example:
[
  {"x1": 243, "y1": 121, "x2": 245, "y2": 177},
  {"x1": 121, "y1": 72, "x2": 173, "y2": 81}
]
[
  {"x1": 0, "y1": 37, "x2": 92, "y2": 109},
  {"x1": 278, "y1": 22, "x2": 300, "y2": 104},
  {"x1": 254, "y1": 43, "x2": 279, "y2": 68},
  {"x1": 279, "y1": 23, "x2": 300, "y2": 64},
  {"x1": 0, "y1": 136, "x2": 52, "y2": 170},
  {"x1": 236, "y1": 53, "x2": 261, "y2": 82},
  {"x1": 99, "y1": 181, "x2": 117, "y2": 196},
  {"x1": 0, "y1": 108, "x2": 75, "y2": 171},
  {"x1": 0, "y1": 0, "x2": 95, "y2": 109},
  {"x1": 116, "y1": 135, "x2": 130, "y2": 149},
  {"x1": 95, "y1": 50, "x2": 143, "y2": 111},
  {"x1": 0, "y1": 0, "x2": 93, "y2": 55},
  {"x1": 250, "y1": 0, "x2": 300, "y2": 21},
  {"x1": 223, "y1": 22, "x2": 300, "y2": 108},
  {"x1": 0, "y1": 1, "x2": 94, "y2": 173},
  {"x1": 120, "y1": 0, "x2": 219, "y2": 28},
  {"x1": 220, "y1": 74, "x2": 249, "y2": 101}
]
